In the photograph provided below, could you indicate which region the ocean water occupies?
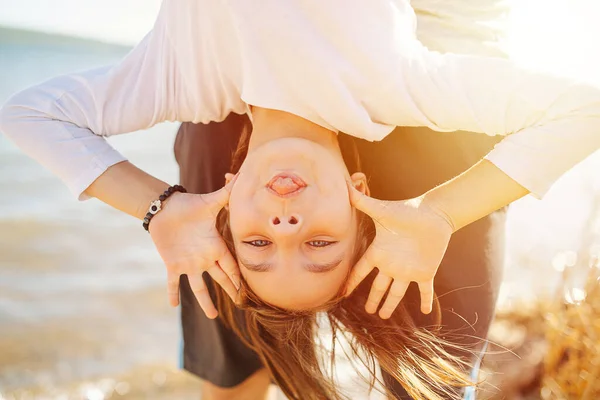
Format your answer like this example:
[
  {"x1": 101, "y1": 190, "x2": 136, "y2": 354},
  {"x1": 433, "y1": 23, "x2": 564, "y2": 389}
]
[
  {"x1": 0, "y1": 27, "x2": 189, "y2": 399},
  {"x1": 1, "y1": 17, "x2": 600, "y2": 400}
]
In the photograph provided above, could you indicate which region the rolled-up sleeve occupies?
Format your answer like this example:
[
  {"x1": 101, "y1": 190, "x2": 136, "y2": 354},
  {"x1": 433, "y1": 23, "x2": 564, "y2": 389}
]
[
  {"x1": 389, "y1": 44, "x2": 600, "y2": 198},
  {"x1": 0, "y1": 3, "x2": 193, "y2": 200}
]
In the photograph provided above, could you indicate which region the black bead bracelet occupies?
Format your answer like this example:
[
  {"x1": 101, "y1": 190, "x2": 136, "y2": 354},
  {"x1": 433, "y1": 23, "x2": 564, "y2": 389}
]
[{"x1": 143, "y1": 184, "x2": 187, "y2": 232}]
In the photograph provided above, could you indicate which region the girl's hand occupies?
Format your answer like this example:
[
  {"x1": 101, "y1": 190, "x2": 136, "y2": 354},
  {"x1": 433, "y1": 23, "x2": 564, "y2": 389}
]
[
  {"x1": 344, "y1": 183, "x2": 454, "y2": 319},
  {"x1": 149, "y1": 177, "x2": 240, "y2": 319}
]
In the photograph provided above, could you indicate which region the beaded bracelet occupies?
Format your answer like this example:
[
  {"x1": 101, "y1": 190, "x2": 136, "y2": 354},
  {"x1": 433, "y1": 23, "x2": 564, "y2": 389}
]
[{"x1": 142, "y1": 184, "x2": 187, "y2": 232}]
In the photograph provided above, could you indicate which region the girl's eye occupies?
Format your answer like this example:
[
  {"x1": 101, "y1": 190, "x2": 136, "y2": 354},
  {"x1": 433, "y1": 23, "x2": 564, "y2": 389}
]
[
  {"x1": 244, "y1": 240, "x2": 272, "y2": 247},
  {"x1": 307, "y1": 240, "x2": 336, "y2": 248}
]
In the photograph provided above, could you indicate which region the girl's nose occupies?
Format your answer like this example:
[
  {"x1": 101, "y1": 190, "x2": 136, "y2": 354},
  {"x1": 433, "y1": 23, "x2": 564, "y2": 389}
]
[{"x1": 269, "y1": 214, "x2": 303, "y2": 233}]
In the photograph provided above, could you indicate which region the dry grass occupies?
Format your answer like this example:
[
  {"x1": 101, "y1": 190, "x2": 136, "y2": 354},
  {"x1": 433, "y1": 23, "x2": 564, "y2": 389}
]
[
  {"x1": 480, "y1": 262, "x2": 600, "y2": 400},
  {"x1": 542, "y1": 264, "x2": 600, "y2": 399}
]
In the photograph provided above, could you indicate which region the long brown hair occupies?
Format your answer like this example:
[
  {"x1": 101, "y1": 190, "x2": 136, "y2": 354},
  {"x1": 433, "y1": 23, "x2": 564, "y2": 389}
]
[{"x1": 214, "y1": 122, "x2": 473, "y2": 399}]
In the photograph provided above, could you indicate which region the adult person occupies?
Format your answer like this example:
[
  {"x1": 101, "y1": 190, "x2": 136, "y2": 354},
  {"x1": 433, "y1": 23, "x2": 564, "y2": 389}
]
[{"x1": 1, "y1": 0, "x2": 600, "y2": 398}]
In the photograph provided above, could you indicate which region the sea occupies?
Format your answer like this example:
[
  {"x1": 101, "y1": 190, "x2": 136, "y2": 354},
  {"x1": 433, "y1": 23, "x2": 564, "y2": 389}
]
[
  {"x1": 1, "y1": 5, "x2": 600, "y2": 399},
  {"x1": 0, "y1": 26, "x2": 193, "y2": 400}
]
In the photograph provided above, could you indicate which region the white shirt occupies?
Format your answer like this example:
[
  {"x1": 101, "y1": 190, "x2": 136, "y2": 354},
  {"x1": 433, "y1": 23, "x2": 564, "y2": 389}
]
[{"x1": 0, "y1": 0, "x2": 598, "y2": 200}]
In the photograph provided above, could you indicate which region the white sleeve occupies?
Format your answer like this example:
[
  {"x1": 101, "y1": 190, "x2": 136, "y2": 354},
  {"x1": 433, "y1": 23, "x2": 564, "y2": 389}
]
[
  {"x1": 390, "y1": 45, "x2": 600, "y2": 198},
  {"x1": 0, "y1": 2, "x2": 197, "y2": 200}
]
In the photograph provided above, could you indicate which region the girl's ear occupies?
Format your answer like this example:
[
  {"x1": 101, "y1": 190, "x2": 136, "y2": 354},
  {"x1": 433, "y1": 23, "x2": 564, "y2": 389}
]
[{"x1": 350, "y1": 172, "x2": 370, "y2": 197}]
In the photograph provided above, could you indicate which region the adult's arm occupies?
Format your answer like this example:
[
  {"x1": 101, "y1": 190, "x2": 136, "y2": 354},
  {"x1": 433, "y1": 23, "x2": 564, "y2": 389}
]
[
  {"x1": 346, "y1": 42, "x2": 600, "y2": 315},
  {"x1": 388, "y1": 42, "x2": 600, "y2": 200},
  {"x1": 0, "y1": 11, "x2": 179, "y2": 200},
  {"x1": 0, "y1": 1, "x2": 242, "y2": 316},
  {"x1": 0, "y1": 0, "x2": 237, "y2": 201}
]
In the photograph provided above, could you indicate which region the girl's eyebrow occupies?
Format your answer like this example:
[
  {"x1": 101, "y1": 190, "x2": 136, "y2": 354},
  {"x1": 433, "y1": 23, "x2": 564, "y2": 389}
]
[
  {"x1": 240, "y1": 257, "x2": 345, "y2": 273},
  {"x1": 305, "y1": 258, "x2": 344, "y2": 273},
  {"x1": 240, "y1": 261, "x2": 273, "y2": 272}
]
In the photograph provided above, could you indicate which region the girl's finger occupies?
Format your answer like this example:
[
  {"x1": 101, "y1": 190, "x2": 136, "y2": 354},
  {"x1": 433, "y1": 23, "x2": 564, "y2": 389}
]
[
  {"x1": 167, "y1": 271, "x2": 181, "y2": 307},
  {"x1": 346, "y1": 181, "x2": 385, "y2": 222},
  {"x1": 418, "y1": 280, "x2": 435, "y2": 314},
  {"x1": 207, "y1": 262, "x2": 239, "y2": 304},
  {"x1": 378, "y1": 280, "x2": 410, "y2": 319},
  {"x1": 365, "y1": 272, "x2": 392, "y2": 314},
  {"x1": 204, "y1": 173, "x2": 239, "y2": 213},
  {"x1": 217, "y1": 245, "x2": 241, "y2": 291},
  {"x1": 344, "y1": 247, "x2": 377, "y2": 296},
  {"x1": 187, "y1": 272, "x2": 218, "y2": 319}
]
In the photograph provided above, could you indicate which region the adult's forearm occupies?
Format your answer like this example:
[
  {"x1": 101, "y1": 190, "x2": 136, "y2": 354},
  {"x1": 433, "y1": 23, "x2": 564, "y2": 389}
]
[
  {"x1": 422, "y1": 159, "x2": 529, "y2": 232},
  {"x1": 84, "y1": 161, "x2": 170, "y2": 220}
]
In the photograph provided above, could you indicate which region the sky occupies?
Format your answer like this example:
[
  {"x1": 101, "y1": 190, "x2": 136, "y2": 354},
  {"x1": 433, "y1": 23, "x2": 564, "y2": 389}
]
[
  {"x1": 1, "y1": 0, "x2": 599, "y2": 83},
  {"x1": 506, "y1": 0, "x2": 600, "y2": 82},
  {"x1": 0, "y1": 0, "x2": 162, "y2": 45}
]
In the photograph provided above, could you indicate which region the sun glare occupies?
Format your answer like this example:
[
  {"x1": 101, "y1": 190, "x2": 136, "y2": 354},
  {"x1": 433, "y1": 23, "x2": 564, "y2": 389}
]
[{"x1": 507, "y1": 0, "x2": 600, "y2": 84}]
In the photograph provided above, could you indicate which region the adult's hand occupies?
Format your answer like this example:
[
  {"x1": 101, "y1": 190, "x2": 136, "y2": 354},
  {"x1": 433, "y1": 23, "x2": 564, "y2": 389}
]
[
  {"x1": 149, "y1": 177, "x2": 240, "y2": 319},
  {"x1": 344, "y1": 182, "x2": 454, "y2": 319}
]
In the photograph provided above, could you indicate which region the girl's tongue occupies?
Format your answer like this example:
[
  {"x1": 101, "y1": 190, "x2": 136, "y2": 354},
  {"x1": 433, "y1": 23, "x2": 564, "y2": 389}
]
[{"x1": 267, "y1": 174, "x2": 306, "y2": 195}]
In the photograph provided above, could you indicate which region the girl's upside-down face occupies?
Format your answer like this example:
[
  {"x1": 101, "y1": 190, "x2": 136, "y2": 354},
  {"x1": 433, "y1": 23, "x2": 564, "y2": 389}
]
[{"x1": 227, "y1": 136, "x2": 367, "y2": 310}]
